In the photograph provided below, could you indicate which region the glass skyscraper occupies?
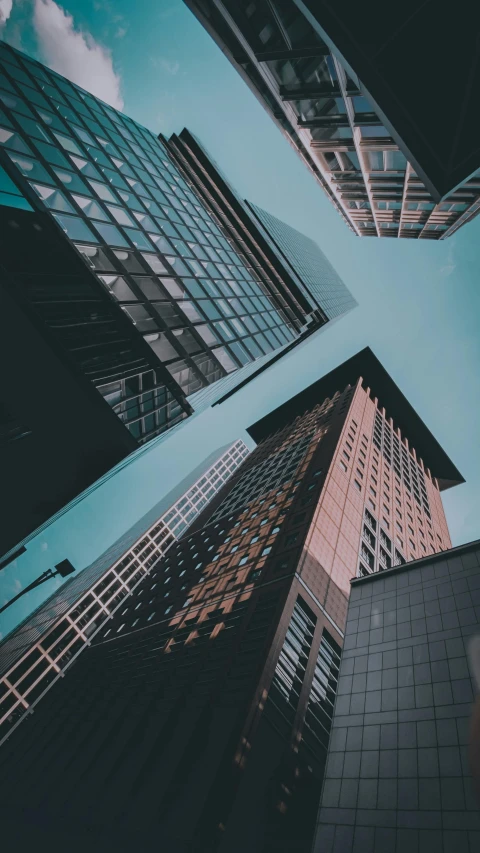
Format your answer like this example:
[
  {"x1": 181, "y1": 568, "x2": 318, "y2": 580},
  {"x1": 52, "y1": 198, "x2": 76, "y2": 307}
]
[
  {"x1": 246, "y1": 201, "x2": 356, "y2": 319},
  {"x1": 0, "y1": 39, "x2": 355, "y2": 556},
  {"x1": 0, "y1": 40, "x2": 302, "y2": 446}
]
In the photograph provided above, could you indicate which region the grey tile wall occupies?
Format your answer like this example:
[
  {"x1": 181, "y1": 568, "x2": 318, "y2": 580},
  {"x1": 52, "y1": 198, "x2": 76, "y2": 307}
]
[{"x1": 313, "y1": 545, "x2": 480, "y2": 853}]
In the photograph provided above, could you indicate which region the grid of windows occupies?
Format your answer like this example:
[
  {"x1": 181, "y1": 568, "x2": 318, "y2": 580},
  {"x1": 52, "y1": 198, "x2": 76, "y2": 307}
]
[
  {"x1": 208, "y1": 431, "x2": 314, "y2": 522},
  {"x1": 372, "y1": 412, "x2": 432, "y2": 516},
  {"x1": 317, "y1": 546, "x2": 479, "y2": 852},
  {"x1": 188, "y1": 0, "x2": 480, "y2": 240},
  {"x1": 0, "y1": 439, "x2": 249, "y2": 744},
  {"x1": 247, "y1": 202, "x2": 357, "y2": 318},
  {"x1": 0, "y1": 41, "x2": 297, "y2": 442}
]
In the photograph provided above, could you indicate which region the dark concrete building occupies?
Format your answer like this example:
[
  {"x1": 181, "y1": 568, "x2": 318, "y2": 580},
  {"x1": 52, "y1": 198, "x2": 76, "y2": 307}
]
[
  {"x1": 0, "y1": 39, "x2": 354, "y2": 559},
  {"x1": 314, "y1": 540, "x2": 480, "y2": 853},
  {"x1": 0, "y1": 349, "x2": 462, "y2": 852},
  {"x1": 184, "y1": 0, "x2": 480, "y2": 239}
]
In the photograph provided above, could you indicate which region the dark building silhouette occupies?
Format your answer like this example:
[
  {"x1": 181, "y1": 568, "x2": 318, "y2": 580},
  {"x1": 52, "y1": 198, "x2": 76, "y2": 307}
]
[
  {"x1": 184, "y1": 0, "x2": 480, "y2": 239},
  {"x1": 0, "y1": 350, "x2": 462, "y2": 852},
  {"x1": 315, "y1": 539, "x2": 480, "y2": 853}
]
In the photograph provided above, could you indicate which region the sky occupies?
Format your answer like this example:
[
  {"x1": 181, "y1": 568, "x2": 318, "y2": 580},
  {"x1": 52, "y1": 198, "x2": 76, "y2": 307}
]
[{"x1": 0, "y1": 0, "x2": 479, "y2": 639}]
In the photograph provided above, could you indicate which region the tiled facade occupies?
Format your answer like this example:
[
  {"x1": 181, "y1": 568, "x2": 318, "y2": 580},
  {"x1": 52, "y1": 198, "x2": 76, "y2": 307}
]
[
  {"x1": 0, "y1": 440, "x2": 249, "y2": 747},
  {"x1": 185, "y1": 0, "x2": 480, "y2": 239},
  {"x1": 0, "y1": 351, "x2": 461, "y2": 852},
  {"x1": 314, "y1": 542, "x2": 480, "y2": 853}
]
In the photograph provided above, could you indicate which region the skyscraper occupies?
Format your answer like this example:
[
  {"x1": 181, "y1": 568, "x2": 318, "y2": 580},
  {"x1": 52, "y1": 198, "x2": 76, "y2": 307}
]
[
  {"x1": 166, "y1": 128, "x2": 356, "y2": 321},
  {"x1": 0, "y1": 39, "x2": 354, "y2": 555},
  {"x1": 0, "y1": 349, "x2": 462, "y2": 852},
  {"x1": 0, "y1": 440, "x2": 249, "y2": 745},
  {"x1": 184, "y1": 0, "x2": 480, "y2": 239}
]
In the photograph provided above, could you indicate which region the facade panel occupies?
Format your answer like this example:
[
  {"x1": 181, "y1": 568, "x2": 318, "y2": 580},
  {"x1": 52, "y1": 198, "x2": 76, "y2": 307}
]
[{"x1": 314, "y1": 541, "x2": 480, "y2": 853}]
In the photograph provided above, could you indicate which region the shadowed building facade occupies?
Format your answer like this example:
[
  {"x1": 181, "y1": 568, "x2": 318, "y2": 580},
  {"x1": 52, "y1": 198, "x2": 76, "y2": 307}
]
[
  {"x1": 184, "y1": 0, "x2": 480, "y2": 239},
  {"x1": 0, "y1": 350, "x2": 462, "y2": 852},
  {"x1": 314, "y1": 540, "x2": 480, "y2": 853}
]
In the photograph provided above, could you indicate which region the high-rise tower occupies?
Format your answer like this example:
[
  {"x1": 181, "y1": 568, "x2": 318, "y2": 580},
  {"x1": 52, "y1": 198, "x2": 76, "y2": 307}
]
[
  {"x1": 0, "y1": 350, "x2": 462, "y2": 852},
  {"x1": 0, "y1": 39, "x2": 354, "y2": 555}
]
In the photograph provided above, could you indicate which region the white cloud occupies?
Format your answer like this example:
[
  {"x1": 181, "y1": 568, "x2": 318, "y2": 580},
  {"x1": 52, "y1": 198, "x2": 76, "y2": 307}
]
[
  {"x1": 0, "y1": 0, "x2": 13, "y2": 30},
  {"x1": 33, "y1": 0, "x2": 123, "y2": 110}
]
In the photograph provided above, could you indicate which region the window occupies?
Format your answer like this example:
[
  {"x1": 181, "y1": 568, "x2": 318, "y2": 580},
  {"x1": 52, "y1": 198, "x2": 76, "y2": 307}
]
[
  {"x1": 261, "y1": 546, "x2": 272, "y2": 556},
  {"x1": 250, "y1": 536, "x2": 259, "y2": 544},
  {"x1": 339, "y1": 460, "x2": 347, "y2": 473},
  {"x1": 354, "y1": 480, "x2": 362, "y2": 492},
  {"x1": 370, "y1": 486, "x2": 377, "y2": 497},
  {"x1": 248, "y1": 569, "x2": 262, "y2": 582},
  {"x1": 272, "y1": 527, "x2": 280, "y2": 534},
  {"x1": 239, "y1": 556, "x2": 248, "y2": 566}
]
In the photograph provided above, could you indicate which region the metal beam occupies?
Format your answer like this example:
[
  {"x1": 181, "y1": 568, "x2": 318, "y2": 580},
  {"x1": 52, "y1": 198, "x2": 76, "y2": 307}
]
[
  {"x1": 280, "y1": 83, "x2": 339, "y2": 100},
  {"x1": 255, "y1": 45, "x2": 330, "y2": 61},
  {"x1": 298, "y1": 115, "x2": 350, "y2": 128}
]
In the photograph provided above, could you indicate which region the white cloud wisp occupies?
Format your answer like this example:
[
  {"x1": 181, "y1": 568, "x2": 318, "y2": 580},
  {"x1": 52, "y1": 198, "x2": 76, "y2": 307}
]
[
  {"x1": 0, "y1": 0, "x2": 13, "y2": 31},
  {"x1": 33, "y1": 0, "x2": 124, "y2": 110}
]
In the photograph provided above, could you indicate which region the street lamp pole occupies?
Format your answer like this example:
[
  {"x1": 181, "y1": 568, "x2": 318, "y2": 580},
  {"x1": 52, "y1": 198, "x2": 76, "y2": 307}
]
[{"x1": 0, "y1": 560, "x2": 75, "y2": 615}]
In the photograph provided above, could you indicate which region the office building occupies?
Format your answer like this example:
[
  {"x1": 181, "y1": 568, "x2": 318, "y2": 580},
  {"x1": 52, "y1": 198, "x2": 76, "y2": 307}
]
[
  {"x1": 185, "y1": 0, "x2": 480, "y2": 239},
  {"x1": 0, "y1": 349, "x2": 462, "y2": 852},
  {"x1": 0, "y1": 440, "x2": 249, "y2": 746},
  {"x1": 0, "y1": 39, "x2": 354, "y2": 554},
  {"x1": 166, "y1": 128, "x2": 356, "y2": 321},
  {"x1": 314, "y1": 540, "x2": 480, "y2": 853}
]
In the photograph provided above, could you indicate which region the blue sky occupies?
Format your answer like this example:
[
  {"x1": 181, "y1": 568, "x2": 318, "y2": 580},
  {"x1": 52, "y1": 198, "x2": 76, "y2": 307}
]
[{"x1": 1, "y1": 0, "x2": 479, "y2": 638}]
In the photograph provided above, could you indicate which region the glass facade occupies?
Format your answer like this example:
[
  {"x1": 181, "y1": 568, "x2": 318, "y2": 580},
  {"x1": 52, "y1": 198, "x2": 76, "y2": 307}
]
[
  {"x1": 314, "y1": 543, "x2": 480, "y2": 853},
  {"x1": 0, "y1": 439, "x2": 249, "y2": 744},
  {"x1": 185, "y1": 0, "x2": 480, "y2": 239},
  {"x1": 0, "y1": 41, "x2": 298, "y2": 444},
  {"x1": 247, "y1": 202, "x2": 357, "y2": 318}
]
